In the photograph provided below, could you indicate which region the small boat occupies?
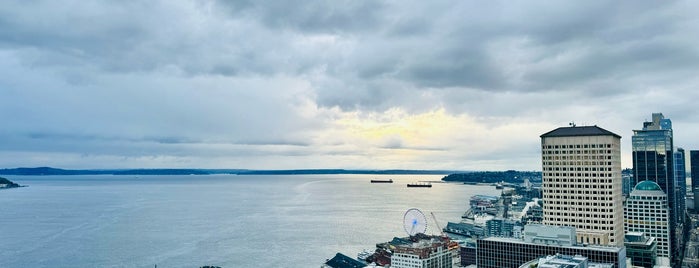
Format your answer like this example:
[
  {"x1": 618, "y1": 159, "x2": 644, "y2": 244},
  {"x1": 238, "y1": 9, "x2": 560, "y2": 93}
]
[
  {"x1": 371, "y1": 179, "x2": 393, "y2": 183},
  {"x1": 407, "y1": 182, "x2": 432, "y2": 188}
]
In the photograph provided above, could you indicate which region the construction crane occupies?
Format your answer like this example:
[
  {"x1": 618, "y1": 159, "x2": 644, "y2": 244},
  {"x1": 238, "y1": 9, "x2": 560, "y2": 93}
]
[{"x1": 430, "y1": 212, "x2": 446, "y2": 237}]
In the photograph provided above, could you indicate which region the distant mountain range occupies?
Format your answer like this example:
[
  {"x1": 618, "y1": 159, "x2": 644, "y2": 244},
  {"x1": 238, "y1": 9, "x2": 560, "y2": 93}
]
[{"x1": 0, "y1": 167, "x2": 466, "y2": 176}]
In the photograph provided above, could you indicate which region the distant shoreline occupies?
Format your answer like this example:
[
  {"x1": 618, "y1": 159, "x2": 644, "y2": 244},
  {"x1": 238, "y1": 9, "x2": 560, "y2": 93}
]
[{"x1": 0, "y1": 167, "x2": 473, "y2": 176}]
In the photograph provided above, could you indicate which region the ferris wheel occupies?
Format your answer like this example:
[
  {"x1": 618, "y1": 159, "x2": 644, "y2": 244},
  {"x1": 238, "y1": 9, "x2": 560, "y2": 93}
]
[{"x1": 403, "y1": 208, "x2": 428, "y2": 236}]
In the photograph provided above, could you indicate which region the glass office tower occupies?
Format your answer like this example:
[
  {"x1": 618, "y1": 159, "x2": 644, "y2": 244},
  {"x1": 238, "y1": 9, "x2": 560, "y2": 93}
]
[
  {"x1": 631, "y1": 113, "x2": 677, "y2": 266},
  {"x1": 691, "y1": 150, "x2": 699, "y2": 192},
  {"x1": 674, "y1": 147, "x2": 686, "y2": 226}
]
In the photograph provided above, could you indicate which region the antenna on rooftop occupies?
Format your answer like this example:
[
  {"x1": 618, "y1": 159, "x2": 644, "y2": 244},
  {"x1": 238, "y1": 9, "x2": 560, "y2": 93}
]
[{"x1": 569, "y1": 122, "x2": 576, "y2": 127}]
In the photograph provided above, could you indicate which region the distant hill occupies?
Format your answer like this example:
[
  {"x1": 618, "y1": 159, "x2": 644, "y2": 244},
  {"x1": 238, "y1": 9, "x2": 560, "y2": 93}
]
[
  {"x1": 235, "y1": 169, "x2": 459, "y2": 175},
  {"x1": 0, "y1": 167, "x2": 210, "y2": 175},
  {"x1": 0, "y1": 167, "x2": 462, "y2": 176},
  {"x1": 0, "y1": 177, "x2": 21, "y2": 188},
  {"x1": 442, "y1": 170, "x2": 542, "y2": 184}
]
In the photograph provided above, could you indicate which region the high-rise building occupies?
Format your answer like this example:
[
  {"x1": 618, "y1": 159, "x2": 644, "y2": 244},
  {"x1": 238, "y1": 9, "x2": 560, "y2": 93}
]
[
  {"x1": 691, "y1": 150, "x2": 699, "y2": 212},
  {"x1": 623, "y1": 180, "x2": 670, "y2": 266},
  {"x1": 691, "y1": 150, "x2": 699, "y2": 191},
  {"x1": 631, "y1": 113, "x2": 679, "y2": 265},
  {"x1": 674, "y1": 148, "x2": 688, "y2": 266},
  {"x1": 540, "y1": 125, "x2": 624, "y2": 246},
  {"x1": 674, "y1": 147, "x2": 686, "y2": 220}
]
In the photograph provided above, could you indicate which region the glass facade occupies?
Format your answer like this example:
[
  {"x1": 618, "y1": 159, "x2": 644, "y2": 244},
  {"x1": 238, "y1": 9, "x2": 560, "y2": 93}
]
[
  {"x1": 691, "y1": 150, "x2": 699, "y2": 192},
  {"x1": 631, "y1": 113, "x2": 677, "y2": 265},
  {"x1": 674, "y1": 147, "x2": 686, "y2": 226},
  {"x1": 624, "y1": 233, "x2": 657, "y2": 268},
  {"x1": 476, "y1": 238, "x2": 625, "y2": 268}
]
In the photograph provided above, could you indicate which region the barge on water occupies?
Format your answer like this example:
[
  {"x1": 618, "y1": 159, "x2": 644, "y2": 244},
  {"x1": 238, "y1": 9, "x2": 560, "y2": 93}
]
[
  {"x1": 407, "y1": 182, "x2": 432, "y2": 188},
  {"x1": 371, "y1": 179, "x2": 393, "y2": 183}
]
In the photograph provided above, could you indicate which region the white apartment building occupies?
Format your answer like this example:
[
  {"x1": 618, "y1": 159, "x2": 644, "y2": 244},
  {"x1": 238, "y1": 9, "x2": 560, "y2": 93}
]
[
  {"x1": 540, "y1": 126, "x2": 624, "y2": 246},
  {"x1": 624, "y1": 180, "x2": 671, "y2": 265},
  {"x1": 390, "y1": 236, "x2": 457, "y2": 268}
]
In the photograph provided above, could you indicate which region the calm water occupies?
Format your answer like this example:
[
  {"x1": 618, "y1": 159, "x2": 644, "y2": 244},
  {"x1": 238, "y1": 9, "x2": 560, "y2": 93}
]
[{"x1": 0, "y1": 175, "x2": 499, "y2": 267}]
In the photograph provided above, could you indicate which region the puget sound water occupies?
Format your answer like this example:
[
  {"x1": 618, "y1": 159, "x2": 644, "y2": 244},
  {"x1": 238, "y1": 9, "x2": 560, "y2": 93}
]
[{"x1": 0, "y1": 174, "x2": 500, "y2": 267}]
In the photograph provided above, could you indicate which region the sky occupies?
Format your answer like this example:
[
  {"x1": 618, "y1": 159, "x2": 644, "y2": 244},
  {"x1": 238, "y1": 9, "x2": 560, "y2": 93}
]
[{"x1": 1, "y1": 1, "x2": 699, "y2": 170}]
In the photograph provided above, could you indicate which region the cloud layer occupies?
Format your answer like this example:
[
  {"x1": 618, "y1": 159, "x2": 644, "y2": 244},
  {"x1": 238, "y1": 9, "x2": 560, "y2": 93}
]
[{"x1": 1, "y1": 0, "x2": 698, "y2": 170}]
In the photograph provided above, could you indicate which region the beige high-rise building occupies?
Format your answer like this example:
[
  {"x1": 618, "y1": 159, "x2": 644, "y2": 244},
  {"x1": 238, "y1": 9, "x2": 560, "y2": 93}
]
[{"x1": 540, "y1": 125, "x2": 624, "y2": 246}]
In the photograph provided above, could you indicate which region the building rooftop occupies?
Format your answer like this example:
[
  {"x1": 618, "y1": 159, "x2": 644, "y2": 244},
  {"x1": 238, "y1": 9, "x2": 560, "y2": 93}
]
[
  {"x1": 624, "y1": 232, "x2": 656, "y2": 246},
  {"x1": 519, "y1": 254, "x2": 614, "y2": 268},
  {"x1": 634, "y1": 180, "x2": 662, "y2": 191},
  {"x1": 482, "y1": 237, "x2": 624, "y2": 254},
  {"x1": 540, "y1": 126, "x2": 621, "y2": 138},
  {"x1": 323, "y1": 253, "x2": 367, "y2": 268}
]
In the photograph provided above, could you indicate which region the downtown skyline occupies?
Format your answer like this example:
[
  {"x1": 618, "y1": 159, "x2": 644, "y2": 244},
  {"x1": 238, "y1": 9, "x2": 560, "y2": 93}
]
[{"x1": 1, "y1": 1, "x2": 699, "y2": 170}]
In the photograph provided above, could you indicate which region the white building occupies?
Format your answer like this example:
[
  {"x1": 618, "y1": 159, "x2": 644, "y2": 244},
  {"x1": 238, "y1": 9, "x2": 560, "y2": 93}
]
[
  {"x1": 624, "y1": 180, "x2": 671, "y2": 266},
  {"x1": 540, "y1": 126, "x2": 625, "y2": 246},
  {"x1": 390, "y1": 235, "x2": 457, "y2": 268}
]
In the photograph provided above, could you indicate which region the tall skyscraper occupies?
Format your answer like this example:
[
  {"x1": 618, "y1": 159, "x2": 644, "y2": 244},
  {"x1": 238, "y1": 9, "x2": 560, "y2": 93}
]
[
  {"x1": 624, "y1": 180, "x2": 670, "y2": 266},
  {"x1": 674, "y1": 147, "x2": 686, "y2": 226},
  {"x1": 631, "y1": 113, "x2": 679, "y2": 265},
  {"x1": 691, "y1": 150, "x2": 699, "y2": 192},
  {"x1": 540, "y1": 125, "x2": 624, "y2": 246}
]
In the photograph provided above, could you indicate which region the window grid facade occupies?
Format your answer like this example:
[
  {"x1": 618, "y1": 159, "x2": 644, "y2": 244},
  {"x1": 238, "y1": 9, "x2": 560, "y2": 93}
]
[
  {"x1": 624, "y1": 184, "x2": 670, "y2": 258},
  {"x1": 541, "y1": 133, "x2": 624, "y2": 246},
  {"x1": 476, "y1": 238, "x2": 625, "y2": 268}
]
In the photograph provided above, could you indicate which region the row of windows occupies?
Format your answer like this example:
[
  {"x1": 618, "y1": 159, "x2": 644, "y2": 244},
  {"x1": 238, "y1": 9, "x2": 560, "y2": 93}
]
[
  {"x1": 544, "y1": 190, "x2": 614, "y2": 196},
  {"x1": 545, "y1": 161, "x2": 615, "y2": 166},
  {"x1": 544, "y1": 144, "x2": 613, "y2": 149},
  {"x1": 543, "y1": 150, "x2": 613, "y2": 155},
  {"x1": 544, "y1": 218, "x2": 615, "y2": 227},
  {"x1": 543, "y1": 184, "x2": 613, "y2": 189},
  {"x1": 630, "y1": 196, "x2": 665, "y2": 201},
  {"x1": 627, "y1": 205, "x2": 667, "y2": 210},
  {"x1": 546, "y1": 166, "x2": 614, "y2": 172},
  {"x1": 545, "y1": 172, "x2": 614, "y2": 177},
  {"x1": 544, "y1": 201, "x2": 614, "y2": 207},
  {"x1": 545, "y1": 156, "x2": 613, "y2": 162},
  {"x1": 625, "y1": 219, "x2": 668, "y2": 224},
  {"x1": 547, "y1": 212, "x2": 616, "y2": 218},
  {"x1": 545, "y1": 207, "x2": 612, "y2": 213},
  {"x1": 544, "y1": 197, "x2": 615, "y2": 204},
  {"x1": 626, "y1": 210, "x2": 667, "y2": 216},
  {"x1": 546, "y1": 202, "x2": 616, "y2": 209},
  {"x1": 545, "y1": 178, "x2": 614, "y2": 183},
  {"x1": 626, "y1": 203, "x2": 666, "y2": 212}
]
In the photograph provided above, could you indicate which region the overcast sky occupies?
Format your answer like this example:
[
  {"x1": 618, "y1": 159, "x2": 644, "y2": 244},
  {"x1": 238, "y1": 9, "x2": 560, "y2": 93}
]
[{"x1": 1, "y1": 1, "x2": 698, "y2": 170}]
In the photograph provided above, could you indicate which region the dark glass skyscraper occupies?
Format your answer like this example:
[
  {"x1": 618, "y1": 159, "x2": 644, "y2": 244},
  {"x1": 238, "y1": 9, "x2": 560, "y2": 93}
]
[
  {"x1": 691, "y1": 150, "x2": 699, "y2": 192},
  {"x1": 632, "y1": 113, "x2": 677, "y2": 266},
  {"x1": 675, "y1": 147, "x2": 686, "y2": 225}
]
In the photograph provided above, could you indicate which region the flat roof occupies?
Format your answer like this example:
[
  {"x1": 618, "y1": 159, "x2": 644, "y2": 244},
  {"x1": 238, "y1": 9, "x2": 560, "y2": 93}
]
[
  {"x1": 481, "y1": 237, "x2": 624, "y2": 253},
  {"x1": 540, "y1": 126, "x2": 621, "y2": 139}
]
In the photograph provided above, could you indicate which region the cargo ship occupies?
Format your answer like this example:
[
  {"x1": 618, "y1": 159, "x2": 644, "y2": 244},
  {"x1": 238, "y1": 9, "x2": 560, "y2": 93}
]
[
  {"x1": 407, "y1": 182, "x2": 432, "y2": 188},
  {"x1": 371, "y1": 179, "x2": 393, "y2": 183}
]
